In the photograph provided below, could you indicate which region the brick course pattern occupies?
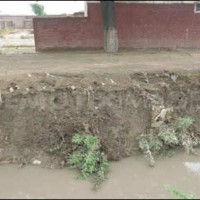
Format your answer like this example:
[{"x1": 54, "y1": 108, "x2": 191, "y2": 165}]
[{"x1": 33, "y1": 3, "x2": 200, "y2": 51}]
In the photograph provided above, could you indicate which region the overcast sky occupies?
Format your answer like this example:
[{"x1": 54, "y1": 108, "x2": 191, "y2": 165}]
[{"x1": 0, "y1": 1, "x2": 85, "y2": 15}]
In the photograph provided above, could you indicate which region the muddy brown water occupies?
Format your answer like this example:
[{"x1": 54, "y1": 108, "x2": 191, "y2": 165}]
[{"x1": 0, "y1": 151, "x2": 200, "y2": 199}]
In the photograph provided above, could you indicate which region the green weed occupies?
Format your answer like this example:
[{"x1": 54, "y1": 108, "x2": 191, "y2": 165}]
[
  {"x1": 138, "y1": 116, "x2": 198, "y2": 166},
  {"x1": 176, "y1": 116, "x2": 194, "y2": 131},
  {"x1": 67, "y1": 134, "x2": 109, "y2": 188},
  {"x1": 164, "y1": 185, "x2": 195, "y2": 199},
  {"x1": 48, "y1": 143, "x2": 63, "y2": 154}
]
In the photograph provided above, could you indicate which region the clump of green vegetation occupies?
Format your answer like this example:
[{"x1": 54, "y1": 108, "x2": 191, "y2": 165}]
[
  {"x1": 158, "y1": 126, "x2": 179, "y2": 146},
  {"x1": 48, "y1": 143, "x2": 63, "y2": 154},
  {"x1": 176, "y1": 116, "x2": 194, "y2": 131},
  {"x1": 176, "y1": 116, "x2": 197, "y2": 154},
  {"x1": 138, "y1": 116, "x2": 198, "y2": 166},
  {"x1": 67, "y1": 134, "x2": 109, "y2": 188},
  {"x1": 164, "y1": 185, "x2": 195, "y2": 199},
  {"x1": 0, "y1": 28, "x2": 17, "y2": 36},
  {"x1": 138, "y1": 133, "x2": 162, "y2": 166}
]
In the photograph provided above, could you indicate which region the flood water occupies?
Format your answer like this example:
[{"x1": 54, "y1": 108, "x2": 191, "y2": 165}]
[{"x1": 0, "y1": 151, "x2": 200, "y2": 199}]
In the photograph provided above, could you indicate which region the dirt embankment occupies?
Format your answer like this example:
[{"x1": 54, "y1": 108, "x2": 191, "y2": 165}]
[{"x1": 0, "y1": 71, "x2": 199, "y2": 168}]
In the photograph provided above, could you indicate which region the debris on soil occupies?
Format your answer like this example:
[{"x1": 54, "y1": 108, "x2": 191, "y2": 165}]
[
  {"x1": 185, "y1": 162, "x2": 200, "y2": 174},
  {"x1": 154, "y1": 107, "x2": 173, "y2": 124},
  {"x1": 69, "y1": 85, "x2": 76, "y2": 90},
  {"x1": 170, "y1": 74, "x2": 178, "y2": 82},
  {"x1": 45, "y1": 72, "x2": 56, "y2": 78},
  {"x1": 33, "y1": 160, "x2": 42, "y2": 165},
  {"x1": 26, "y1": 86, "x2": 35, "y2": 94},
  {"x1": 9, "y1": 87, "x2": 14, "y2": 93},
  {"x1": 8, "y1": 82, "x2": 20, "y2": 92},
  {"x1": 110, "y1": 79, "x2": 117, "y2": 85}
]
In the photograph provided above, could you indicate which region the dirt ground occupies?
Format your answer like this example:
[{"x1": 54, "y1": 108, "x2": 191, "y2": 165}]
[
  {"x1": 0, "y1": 49, "x2": 199, "y2": 168},
  {"x1": 0, "y1": 29, "x2": 34, "y2": 48},
  {"x1": 0, "y1": 48, "x2": 200, "y2": 76},
  {"x1": 0, "y1": 29, "x2": 199, "y2": 75}
]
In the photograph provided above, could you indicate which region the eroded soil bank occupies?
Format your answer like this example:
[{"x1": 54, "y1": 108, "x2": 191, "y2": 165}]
[{"x1": 0, "y1": 71, "x2": 199, "y2": 168}]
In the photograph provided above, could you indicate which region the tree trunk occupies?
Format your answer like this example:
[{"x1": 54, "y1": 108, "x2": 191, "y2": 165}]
[{"x1": 101, "y1": 1, "x2": 118, "y2": 53}]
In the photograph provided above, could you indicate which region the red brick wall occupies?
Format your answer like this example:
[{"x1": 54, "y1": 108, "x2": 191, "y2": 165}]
[
  {"x1": 33, "y1": 4, "x2": 103, "y2": 50},
  {"x1": 33, "y1": 3, "x2": 200, "y2": 51}
]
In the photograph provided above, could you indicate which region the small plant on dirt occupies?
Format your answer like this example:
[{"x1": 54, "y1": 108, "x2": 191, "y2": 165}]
[
  {"x1": 48, "y1": 143, "x2": 63, "y2": 154},
  {"x1": 158, "y1": 126, "x2": 179, "y2": 146},
  {"x1": 164, "y1": 185, "x2": 195, "y2": 199},
  {"x1": 176, "y1": 116, "x2": 197, "y2": 154},
  {"x1": 67, "y1": 134, "x2": 109, "y2": 188},
  {"x1": 138, "y1": 133, "x2": 163, "y2": 166},
  {"x1": 138, "y1": 116, "x2": 198, "y2": 166},
  {"x1": 176, "y1": 116, "x2": 194, "y2": 131}
]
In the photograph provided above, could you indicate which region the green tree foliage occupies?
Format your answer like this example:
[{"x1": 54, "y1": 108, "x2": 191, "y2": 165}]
[{"x1": 30, "y1": 3, "x2": 46, "y2": 16}]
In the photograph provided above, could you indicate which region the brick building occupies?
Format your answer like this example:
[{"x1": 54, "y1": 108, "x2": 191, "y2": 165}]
[
  {"x1": 33, "y1": 1, "x2": 200, "y2": 51},
  {"x1": 0, "y1": 15, "x2": 34, "y2": 29}
]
